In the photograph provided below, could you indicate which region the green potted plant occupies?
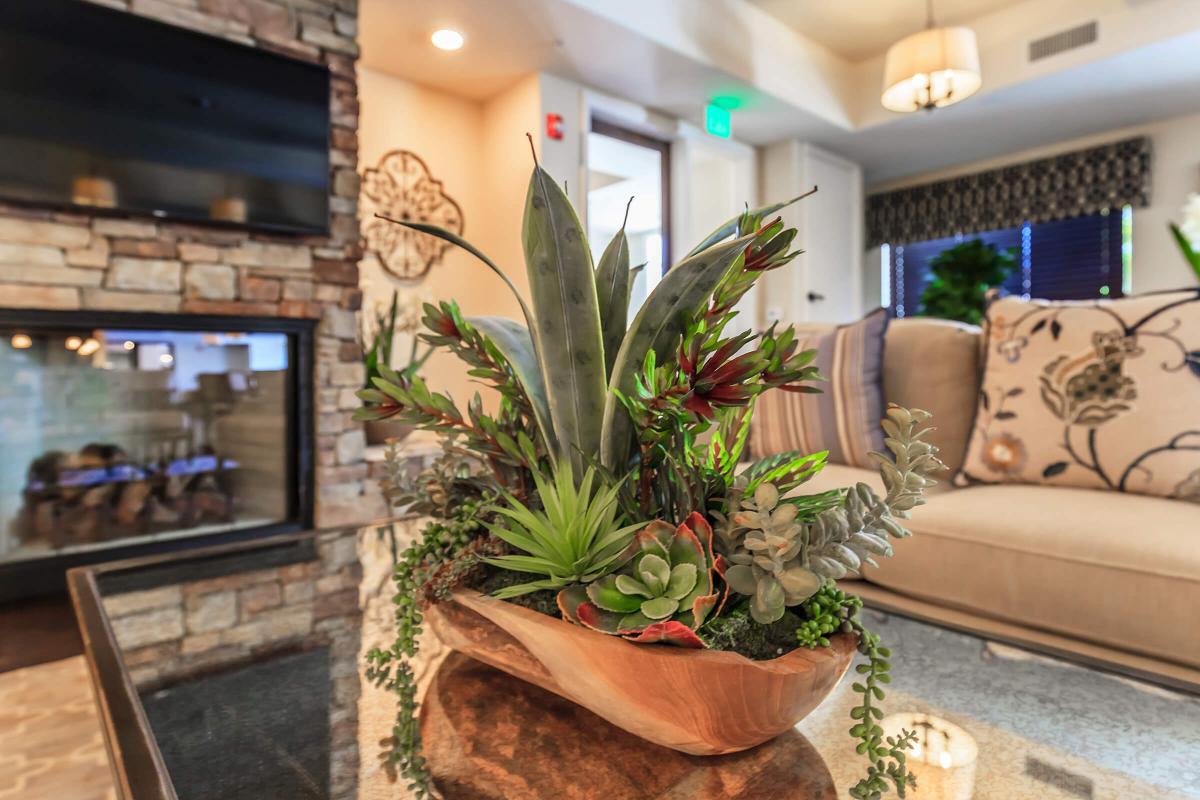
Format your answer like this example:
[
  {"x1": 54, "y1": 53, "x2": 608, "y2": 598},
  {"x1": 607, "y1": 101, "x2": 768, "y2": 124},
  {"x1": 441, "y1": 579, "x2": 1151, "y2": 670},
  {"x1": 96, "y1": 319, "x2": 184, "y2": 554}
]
[
  {"x1": 917, "y1": 238, "x2": 1016, "y2": 325},
  {"x1": 359, "y1": 289, "x2": 431, "y2": 445},
  {"x1": 360, "y1": 148, "x2": 943, "y2": 799},
  {"x1": 1170, "y1": 193, "x2": 1200, "y2": 283}
]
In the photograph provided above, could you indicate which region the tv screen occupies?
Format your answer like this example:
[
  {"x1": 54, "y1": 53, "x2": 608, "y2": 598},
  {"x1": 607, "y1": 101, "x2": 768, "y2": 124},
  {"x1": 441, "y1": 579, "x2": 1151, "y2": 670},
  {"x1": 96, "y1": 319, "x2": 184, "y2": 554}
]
[{"x1": 0, "y1": 0, "x2": 331, "y2": 234}]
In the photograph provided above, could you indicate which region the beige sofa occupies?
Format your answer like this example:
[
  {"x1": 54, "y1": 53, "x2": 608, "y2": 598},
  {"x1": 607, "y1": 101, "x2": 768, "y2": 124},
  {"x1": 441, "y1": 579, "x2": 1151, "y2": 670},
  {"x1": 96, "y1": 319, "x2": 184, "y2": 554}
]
[{"x1": 791, "y1": 318, "x2": 1200, "y2": 690}]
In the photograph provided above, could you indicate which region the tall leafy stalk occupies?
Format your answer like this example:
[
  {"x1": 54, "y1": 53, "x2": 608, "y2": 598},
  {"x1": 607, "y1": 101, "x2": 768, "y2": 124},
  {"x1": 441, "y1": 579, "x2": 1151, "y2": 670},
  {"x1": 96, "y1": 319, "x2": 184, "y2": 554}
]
[
  {"x1": 600, "y1": 233, "x2": 756, "y2": 470},
  {"x1": 595, "y1": 199, "x2": 633, "y2": 378},
  {"x1": 522, "y1": 154, "x2": 609, "y2": 473}
]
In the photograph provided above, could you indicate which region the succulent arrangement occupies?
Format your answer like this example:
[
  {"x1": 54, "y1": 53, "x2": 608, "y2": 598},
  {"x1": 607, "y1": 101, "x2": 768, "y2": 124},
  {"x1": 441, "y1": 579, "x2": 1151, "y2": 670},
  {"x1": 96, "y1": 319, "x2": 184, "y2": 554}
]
[{"x1": 363, "y1": 145, "x2": 943, "y2": 799}]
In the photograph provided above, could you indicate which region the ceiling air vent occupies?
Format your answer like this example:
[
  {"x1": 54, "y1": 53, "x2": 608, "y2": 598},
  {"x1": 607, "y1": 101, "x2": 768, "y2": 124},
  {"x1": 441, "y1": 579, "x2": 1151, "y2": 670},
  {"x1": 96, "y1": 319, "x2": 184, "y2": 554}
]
[{"x1": 1029, "y1": 21, "x2": 1098, "y2": 61}]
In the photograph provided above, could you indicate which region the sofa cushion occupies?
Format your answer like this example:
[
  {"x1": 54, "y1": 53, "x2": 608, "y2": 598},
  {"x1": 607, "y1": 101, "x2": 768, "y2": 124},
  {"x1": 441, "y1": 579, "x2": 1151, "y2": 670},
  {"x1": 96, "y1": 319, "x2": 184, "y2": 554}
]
[
  {"x1": 882, "y1": 318, "x2": 980, "y2": 476},
  {"x1": 791, "y1": 462, "x2": 883, "y2": 496},
  {"x1": 956, "y1": 290, "x2": 1200, "y2": 500},
  {"x1": 751, "y1": 308, "x2": 888, "y2": 469},
  {"x1": 864, "y1": 483, "x2": 1200, "y2": 668}
]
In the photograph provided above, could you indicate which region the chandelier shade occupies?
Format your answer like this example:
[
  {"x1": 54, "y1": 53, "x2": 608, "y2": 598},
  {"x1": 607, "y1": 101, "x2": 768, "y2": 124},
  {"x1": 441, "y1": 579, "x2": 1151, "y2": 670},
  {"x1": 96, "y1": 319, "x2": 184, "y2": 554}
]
[{"x1": 882, "y1": 26, "x2": 981, "y2": 112}]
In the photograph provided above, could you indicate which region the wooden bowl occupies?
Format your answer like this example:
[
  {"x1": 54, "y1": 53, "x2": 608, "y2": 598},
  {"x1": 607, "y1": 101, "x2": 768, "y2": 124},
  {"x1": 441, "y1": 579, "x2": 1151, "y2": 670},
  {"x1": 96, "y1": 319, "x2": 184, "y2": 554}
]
[{"x1": 424, "y1": 589, "x2": 856, "y2": 756}]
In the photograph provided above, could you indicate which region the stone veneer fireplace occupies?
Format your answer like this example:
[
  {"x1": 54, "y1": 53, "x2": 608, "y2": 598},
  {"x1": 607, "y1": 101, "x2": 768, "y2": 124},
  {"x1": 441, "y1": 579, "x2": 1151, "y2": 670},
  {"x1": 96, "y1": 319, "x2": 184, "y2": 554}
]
[{"x1": 0, "y1": 0, "x2": 377, "y2": 593}]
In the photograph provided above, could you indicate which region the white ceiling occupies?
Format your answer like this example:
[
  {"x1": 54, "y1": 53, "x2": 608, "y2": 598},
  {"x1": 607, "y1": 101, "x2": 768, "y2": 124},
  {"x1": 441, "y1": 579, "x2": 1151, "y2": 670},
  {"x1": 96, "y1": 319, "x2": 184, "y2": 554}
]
[
  {"x1": 834, "y1": 27, "x2": 1200, "y2": 183},
  {"x1": 359, "y1": 0, "x2": 562, "y2": 101},
  {"x1": 745, "y1": 0, "x2": 1024, "y2": 61},
  {"x1": 359, "y1": 0, "x2": 1200, "y2": 185}
]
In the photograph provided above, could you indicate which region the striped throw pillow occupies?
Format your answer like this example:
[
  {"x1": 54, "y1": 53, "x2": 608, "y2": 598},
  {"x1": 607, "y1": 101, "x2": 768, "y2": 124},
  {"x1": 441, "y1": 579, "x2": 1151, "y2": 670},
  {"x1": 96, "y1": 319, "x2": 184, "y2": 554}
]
[{"x1": 751, "y1": 308, "x2": 889, "y2": 468}]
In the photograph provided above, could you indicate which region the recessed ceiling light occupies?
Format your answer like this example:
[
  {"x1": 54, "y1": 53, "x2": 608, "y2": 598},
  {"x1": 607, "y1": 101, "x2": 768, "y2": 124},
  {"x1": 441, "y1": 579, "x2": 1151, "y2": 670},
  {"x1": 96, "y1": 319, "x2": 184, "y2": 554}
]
[{"x1": 431, "y1": 29, "x2": 464, "y2": 51}]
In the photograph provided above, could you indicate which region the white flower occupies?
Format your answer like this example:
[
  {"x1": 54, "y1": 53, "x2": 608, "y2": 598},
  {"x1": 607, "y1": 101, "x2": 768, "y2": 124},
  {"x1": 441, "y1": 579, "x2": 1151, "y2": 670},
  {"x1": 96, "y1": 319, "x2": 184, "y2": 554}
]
[{"x1": 1180, "y1": 193, "x2": 1200, "y2": 250}]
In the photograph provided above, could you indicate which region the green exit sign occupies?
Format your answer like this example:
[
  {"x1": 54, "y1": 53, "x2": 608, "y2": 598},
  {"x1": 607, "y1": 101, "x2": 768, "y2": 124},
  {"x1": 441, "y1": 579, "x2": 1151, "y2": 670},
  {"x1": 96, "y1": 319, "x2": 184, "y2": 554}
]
[{"x1": 704, "y1": 104, "x2": 732, "y2": 138}]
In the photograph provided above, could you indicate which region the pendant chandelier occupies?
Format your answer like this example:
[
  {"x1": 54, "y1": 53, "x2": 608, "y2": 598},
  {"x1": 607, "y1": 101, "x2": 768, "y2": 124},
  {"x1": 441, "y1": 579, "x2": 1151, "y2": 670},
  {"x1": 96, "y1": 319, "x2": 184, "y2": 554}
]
[{"x1": 881, "y1": 0, "x2": 981, "y2": 112}]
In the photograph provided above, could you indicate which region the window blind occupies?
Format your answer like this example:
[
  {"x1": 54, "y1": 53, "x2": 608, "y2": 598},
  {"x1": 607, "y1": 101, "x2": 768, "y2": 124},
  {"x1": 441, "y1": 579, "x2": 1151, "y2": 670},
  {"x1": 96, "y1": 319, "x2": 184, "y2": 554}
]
[{"x1": 887, "y1": 210, "x2": 1126, "y2": 316}]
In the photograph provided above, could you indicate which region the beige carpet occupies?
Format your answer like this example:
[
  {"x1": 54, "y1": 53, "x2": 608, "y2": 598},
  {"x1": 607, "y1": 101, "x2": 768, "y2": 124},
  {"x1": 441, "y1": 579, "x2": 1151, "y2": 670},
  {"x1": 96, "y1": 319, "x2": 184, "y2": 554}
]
[{"x1": 0, "y1": 656, "x2": 115, "y2": 800}]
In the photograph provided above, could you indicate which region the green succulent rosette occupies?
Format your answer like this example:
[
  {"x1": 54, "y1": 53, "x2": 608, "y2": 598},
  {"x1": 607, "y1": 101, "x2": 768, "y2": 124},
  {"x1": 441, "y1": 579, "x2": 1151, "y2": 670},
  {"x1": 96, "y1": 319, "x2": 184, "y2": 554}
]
[{"x1": 558, "y1": 512, "x2": 726, "y2": 647}]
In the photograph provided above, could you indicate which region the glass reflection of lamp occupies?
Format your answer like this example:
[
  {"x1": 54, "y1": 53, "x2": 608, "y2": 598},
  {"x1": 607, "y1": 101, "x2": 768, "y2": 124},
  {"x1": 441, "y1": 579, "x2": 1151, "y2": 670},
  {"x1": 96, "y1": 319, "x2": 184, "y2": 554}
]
[
  {"x1": 210, "y1": 196, "x2": 247, "y2": 223},
  {"x1": 210, "y1": 177, "x2": 247, "y2": 223},
  {"x1": 65, "y1": 335, "x2": 83, "y2": 351},
  {"x1": 881, "y1": 713, "x2": 977, "y2": 799},
  {"x1": 72, "y1": 158, "x2": 118, "y2": 208},
  {"x1": 10, "y1": 333, "x2": 32, "y2": 349}
]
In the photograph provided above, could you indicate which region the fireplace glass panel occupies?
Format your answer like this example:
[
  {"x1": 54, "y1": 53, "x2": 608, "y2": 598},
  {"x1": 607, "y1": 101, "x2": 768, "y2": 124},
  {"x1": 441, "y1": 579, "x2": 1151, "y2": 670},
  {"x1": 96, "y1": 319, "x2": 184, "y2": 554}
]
[{"x1": 0, "y1": 325, "x2": 294, "y2": 563}]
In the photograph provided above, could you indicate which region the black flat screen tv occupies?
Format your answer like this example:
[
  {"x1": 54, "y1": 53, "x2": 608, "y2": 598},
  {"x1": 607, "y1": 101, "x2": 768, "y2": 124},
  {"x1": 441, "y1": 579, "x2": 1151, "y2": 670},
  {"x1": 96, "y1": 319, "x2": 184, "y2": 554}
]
[{"x1": 0, "y1": 0, "x2": 331, "y2": 234}]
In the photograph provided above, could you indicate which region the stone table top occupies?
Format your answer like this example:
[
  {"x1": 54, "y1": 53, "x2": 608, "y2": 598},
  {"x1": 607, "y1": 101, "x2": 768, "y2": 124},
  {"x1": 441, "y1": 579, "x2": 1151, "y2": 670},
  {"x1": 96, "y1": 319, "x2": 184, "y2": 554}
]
[{"x1": 419, "y1": 652, "x2": 838, "y2": 800}]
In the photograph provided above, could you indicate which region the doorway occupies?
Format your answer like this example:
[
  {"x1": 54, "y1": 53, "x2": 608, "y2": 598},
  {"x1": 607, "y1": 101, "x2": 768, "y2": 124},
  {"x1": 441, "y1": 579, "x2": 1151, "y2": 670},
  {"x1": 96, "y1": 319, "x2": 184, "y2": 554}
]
[{"x1": 586, "y1": 119, "x2": 671, "y2": 317}]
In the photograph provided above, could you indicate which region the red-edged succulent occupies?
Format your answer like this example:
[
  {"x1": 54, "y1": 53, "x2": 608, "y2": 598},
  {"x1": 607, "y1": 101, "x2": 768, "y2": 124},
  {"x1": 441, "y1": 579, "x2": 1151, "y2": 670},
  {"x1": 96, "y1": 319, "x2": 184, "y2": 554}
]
[{"x1": 557, "y1": 512, "x2": 726, "y2": 647}]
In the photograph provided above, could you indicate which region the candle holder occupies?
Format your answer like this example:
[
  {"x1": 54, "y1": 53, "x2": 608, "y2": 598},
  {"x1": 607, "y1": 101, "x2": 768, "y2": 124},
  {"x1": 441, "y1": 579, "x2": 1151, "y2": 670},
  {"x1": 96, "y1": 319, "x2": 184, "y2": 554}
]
[{"x1": 881, "y1": 713, "x2": 977, "y2": 799}]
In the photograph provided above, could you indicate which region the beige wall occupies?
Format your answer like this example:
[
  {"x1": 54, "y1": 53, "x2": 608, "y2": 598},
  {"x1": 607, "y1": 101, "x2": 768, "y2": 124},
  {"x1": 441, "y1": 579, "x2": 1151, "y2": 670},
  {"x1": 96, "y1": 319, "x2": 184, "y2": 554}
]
[
  {"x1": 868, "y1": 111, "x2": 1200, "y2": 297},
  {"x1": 357, "y1": 67, "x2": 539, "y2": 407}
]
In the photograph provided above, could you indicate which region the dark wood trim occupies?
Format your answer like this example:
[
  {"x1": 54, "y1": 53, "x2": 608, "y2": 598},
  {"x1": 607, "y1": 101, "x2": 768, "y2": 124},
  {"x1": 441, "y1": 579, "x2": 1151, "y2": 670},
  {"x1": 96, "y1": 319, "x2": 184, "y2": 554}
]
[
  {"x1": 68, "y1": 519, "x2": 405, "y2": 798},
  {"x1": 589, "y1": 117, "x2": 673, "y2": 272},
  {"x1": 96, "y1": 537, "x2": 316, "y2": 595},
  {"x1": 69, "y1": 567, "x2": 178, "y2": 800},
  {"x1": 0, "y1": 307, "x2": 319, "y2": 333},
  {"x1": 0, "y1": 310, "x2": 317, "y2": 603}
]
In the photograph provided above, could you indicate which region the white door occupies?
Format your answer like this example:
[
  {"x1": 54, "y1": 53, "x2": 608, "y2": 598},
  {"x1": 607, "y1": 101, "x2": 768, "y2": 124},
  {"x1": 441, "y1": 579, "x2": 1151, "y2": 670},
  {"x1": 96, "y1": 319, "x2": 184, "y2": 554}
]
[
  {"x1": 672, "y1": 131, "x2": 759, "y2": 330},
  {"x1": 797, "y1": 145, "x2": 863, "y2": 323},
  {"x1": 759, "y1": 142, "x2": 864, "y2": 325}
]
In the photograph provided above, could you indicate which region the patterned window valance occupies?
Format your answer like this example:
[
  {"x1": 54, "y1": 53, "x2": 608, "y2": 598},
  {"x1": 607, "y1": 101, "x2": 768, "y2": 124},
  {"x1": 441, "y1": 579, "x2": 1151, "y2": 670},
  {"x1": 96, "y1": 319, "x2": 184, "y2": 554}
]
[{"x1": 865, "y1": 136, "x2": 1152, "y2": 247}]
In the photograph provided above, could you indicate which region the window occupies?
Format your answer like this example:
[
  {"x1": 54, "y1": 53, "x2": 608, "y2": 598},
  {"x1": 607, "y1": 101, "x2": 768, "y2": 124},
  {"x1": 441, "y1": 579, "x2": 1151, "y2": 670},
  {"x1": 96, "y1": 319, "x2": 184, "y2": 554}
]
[
  {"x1": 585, "y1": 119, "x2": 671, "y2": 317},
  {"x1": 884, "y1": 208, "x2": 1132, "y2": 316}
]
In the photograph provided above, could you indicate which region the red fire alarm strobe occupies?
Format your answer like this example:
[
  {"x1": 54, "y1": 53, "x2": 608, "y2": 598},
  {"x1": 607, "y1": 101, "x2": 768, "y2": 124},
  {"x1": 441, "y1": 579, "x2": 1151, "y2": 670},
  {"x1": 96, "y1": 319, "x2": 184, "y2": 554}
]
[{"x1": 546, "y1": 113, "x2": 564, "y2": 141}]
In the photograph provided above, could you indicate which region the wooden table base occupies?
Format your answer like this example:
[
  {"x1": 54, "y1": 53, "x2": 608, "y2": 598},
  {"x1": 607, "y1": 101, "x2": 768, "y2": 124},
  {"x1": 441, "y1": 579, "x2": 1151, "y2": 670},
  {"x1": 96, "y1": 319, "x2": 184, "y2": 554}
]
[{"x1": 420, "y1": 652, "x2": 839, "y2": 800}]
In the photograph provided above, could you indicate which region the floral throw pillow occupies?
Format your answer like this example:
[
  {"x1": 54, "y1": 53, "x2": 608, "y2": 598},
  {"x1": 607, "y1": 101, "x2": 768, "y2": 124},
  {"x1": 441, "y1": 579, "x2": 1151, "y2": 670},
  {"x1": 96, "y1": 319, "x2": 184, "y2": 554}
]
[{"x1": 956, "y1": 289, "x2": 1200, "y2": 502}]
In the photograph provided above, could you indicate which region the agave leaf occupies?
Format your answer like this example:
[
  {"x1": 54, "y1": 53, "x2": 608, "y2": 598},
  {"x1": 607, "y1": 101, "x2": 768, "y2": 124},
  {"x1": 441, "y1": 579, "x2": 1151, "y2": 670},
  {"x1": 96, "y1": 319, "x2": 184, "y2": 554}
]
[
  {"x1": 684, "y1": 189, "x2": 816, "y2": 259},
  {"x1": 374, "y1": 214, "x2": 536, "y2": 333},
  {"x1": 489, "y1": 576, "x2": 569, "y2": 599},
  {"x1": 595, "y1": 203, "x2": 632, "y2": 377},
  {"x1": 600, "y1": 233, "x2": 756, "y2": 468},
  {"x1": 523, "y1": 164, "x2": 608, "y2": 472},
  {"x1": 481, "y1": 516, "x2": 547, "y2": 556},
  {"x1": 467, "y1": 316, "x2": 555, "y2": 456},
  {"x1": 481, "y1": 553, "x2": 563, "y2": 576}
]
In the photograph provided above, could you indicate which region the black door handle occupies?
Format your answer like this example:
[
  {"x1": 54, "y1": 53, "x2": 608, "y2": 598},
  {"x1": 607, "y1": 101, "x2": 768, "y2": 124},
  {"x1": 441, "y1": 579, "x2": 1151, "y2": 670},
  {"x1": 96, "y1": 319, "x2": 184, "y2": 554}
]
[{"x1": 807, "y1": 292, "x2": 826, "y2": 302}]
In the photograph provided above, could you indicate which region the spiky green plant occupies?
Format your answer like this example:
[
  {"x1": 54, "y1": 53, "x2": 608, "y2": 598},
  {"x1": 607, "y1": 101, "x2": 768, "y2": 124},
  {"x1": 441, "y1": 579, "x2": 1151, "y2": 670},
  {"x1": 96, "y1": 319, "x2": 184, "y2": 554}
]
[
  {"x1": 360, "y1": 289, "x2": 432, "y2": 393},
  {"x1": 481, "y1": 463, "x2": 645, "y2": 598}
]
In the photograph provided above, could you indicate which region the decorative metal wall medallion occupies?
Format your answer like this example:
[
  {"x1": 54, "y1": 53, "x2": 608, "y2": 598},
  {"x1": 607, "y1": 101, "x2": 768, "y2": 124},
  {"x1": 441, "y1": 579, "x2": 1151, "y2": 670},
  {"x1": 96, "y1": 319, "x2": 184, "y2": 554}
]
[{"x1": 362, "y1": 150, "x2": 464, "y2": 279}]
